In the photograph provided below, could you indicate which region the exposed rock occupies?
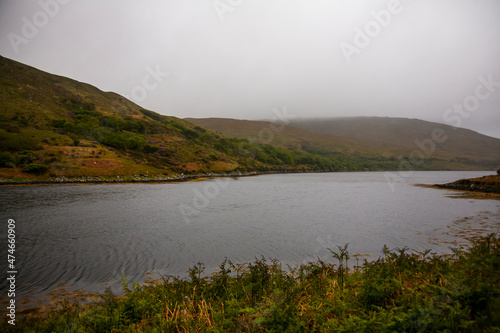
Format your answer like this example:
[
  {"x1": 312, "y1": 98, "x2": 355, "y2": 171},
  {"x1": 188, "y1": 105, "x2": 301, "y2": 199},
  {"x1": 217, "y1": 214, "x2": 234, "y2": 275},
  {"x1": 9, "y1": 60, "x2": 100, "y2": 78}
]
[{"x1": 436, "y1": 175, "x2": 500, "y2": 194}]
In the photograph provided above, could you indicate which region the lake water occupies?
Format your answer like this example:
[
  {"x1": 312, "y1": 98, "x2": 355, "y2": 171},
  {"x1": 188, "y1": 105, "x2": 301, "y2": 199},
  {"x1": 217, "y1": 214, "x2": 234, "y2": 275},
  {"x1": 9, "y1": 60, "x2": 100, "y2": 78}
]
[{"x1": 1, "y1": 171, "x2": 499, "y2": 307}]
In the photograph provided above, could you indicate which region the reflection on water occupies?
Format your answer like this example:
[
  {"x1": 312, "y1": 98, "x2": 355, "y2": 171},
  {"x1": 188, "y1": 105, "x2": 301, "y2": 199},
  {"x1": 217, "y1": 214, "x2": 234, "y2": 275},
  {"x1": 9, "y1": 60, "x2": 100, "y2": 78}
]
[{"x1": 0, "y1": 171, "x2": 498, "y2": 309}]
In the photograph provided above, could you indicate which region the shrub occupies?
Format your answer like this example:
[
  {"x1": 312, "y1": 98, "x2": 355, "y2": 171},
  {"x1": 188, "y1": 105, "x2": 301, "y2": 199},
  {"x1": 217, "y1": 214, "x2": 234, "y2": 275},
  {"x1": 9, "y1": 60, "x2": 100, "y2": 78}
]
[
  {"x1": 143, "y1": 145, "x2": 159, "y2": 154},
  {"x1": 63, "y1": 122, "x2": 75, "y2": 132},
  {"x1": 22, "y1": 163, "x2": 48, "y2": 175},
  {"x1": 16, "y1": 150, "x2": 36, "y2": 165},
  {"x1": 82, "y1": 102, "x2": 96, "y2": 111},
  {"x1": 182, "y1": 128, "x2": 199, "y2": 139},
  {"x1": 0, "y1": 152, "x2": 15, "y2": 167},
  {"x1": 101, "y1": 133, "x2": 126, "y2": 150},
  {"x1": 140, "y1": 109, "x2": 163, "y2": 122},
  {"x1": 126, "y1": 135, "x2": 146, "y2": 150},
  {"x1": 53, "y1": 119, "x2": 66, "y2": 128}
]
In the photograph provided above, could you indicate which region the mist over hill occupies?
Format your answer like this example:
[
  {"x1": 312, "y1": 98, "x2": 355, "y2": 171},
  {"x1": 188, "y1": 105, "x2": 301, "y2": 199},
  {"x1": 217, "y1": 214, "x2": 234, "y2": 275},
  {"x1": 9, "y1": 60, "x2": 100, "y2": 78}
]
[
  {"x1": 290, "y1": 117, "x2": 500, "y2": 153},
  {"x1": 188, "y1": 117, "x2": 500, "y2": 171},
  {"x1": 289, "y1": 117, "x2": 500, "y2": 164}
]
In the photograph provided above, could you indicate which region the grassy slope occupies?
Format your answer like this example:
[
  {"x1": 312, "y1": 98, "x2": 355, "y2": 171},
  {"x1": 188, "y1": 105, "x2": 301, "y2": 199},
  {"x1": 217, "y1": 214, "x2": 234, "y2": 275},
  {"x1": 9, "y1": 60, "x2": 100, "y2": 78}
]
[
  {"x1": 1, "y1": 56, "x2": 370, "y2": 179},
  {"x1": 0, "y1": 56, "x2": 244, "y2": 178}
]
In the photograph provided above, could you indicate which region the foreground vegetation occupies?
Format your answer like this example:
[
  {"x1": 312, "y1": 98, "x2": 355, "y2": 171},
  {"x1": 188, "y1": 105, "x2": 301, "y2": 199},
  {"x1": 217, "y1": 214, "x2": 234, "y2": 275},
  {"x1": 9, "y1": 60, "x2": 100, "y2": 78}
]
[{"x1": 3, "y1": 234, "x2": 499, "y2": 332}]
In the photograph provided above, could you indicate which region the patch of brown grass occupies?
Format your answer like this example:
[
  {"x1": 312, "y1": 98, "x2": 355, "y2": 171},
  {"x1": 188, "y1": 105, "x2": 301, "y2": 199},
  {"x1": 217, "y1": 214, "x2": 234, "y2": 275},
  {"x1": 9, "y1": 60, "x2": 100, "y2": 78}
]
[{"x1": 211, "y1": 161, "x2": 239, "y2": 172}]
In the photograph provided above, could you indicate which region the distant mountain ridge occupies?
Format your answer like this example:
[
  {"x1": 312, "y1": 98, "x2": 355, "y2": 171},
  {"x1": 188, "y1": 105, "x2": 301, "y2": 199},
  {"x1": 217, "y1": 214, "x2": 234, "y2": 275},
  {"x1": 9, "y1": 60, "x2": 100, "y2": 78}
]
[
  {"x1": 290, "y1": 116, "x2": 499, "y2": 147},
  {"x1": 187, "y1": 117, "x2": 500, "y2": 170},
  {"x1": 289, "y1": 117, "x2": 500, "y2": 163}
]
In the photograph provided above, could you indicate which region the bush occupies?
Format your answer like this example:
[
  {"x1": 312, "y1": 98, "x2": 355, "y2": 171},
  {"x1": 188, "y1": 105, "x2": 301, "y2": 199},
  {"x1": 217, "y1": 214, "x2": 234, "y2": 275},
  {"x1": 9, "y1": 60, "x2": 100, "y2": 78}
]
[
  {"x1": 99, "y1": 116, "x2": 146, "y2": 134},
  {"x1": 182, "y1": 128, "x2": 199, "y2": 139},
  {"x1": 0, "y1": 152, "x2": 15, "y2": 167},
  {"x1": 64, "y1": 122, "x2": 75, "y2": 132},
  {"x1": 16, "y1": 150, "x2": 36, "y2": 165},
  {"x1": 143, "y1": 145, "x2": 159, "y2": 154},
  {"x1": 126, "y1": 136, "x2": 145, "y2": 150},
  {"x1": 53, "y1": 119, "x2": 66, "y2": 128},
  {"x1": 22, "y1": 163, "x2": 48, "y2": 175},
  {"x1": 101, "y1": 133, "x2": 126, "y2": 150},
  {"x1": 140, "y1": 109, "x2": 163, "y2": 122}
]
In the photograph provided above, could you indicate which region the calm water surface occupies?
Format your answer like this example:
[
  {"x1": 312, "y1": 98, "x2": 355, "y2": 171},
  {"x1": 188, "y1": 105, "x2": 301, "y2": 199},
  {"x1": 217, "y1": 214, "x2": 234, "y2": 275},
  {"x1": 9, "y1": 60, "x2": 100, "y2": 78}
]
[{"x1": 0, "y1": 171, "x2": 499, "y2": 304}]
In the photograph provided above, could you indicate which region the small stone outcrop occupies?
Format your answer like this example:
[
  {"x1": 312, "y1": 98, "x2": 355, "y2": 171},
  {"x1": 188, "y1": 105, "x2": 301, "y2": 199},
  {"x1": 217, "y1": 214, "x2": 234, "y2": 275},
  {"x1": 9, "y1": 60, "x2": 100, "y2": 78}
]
[{"x1": 436, "y1": 175, "x2": 500, "y2": 194}]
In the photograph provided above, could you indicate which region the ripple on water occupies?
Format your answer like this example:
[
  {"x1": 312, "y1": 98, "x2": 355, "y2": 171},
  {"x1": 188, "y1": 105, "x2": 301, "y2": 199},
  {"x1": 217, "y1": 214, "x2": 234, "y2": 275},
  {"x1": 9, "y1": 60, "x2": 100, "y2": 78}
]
[{"x1": 0, "y1": 171, "x2": 497, "y2": 315}]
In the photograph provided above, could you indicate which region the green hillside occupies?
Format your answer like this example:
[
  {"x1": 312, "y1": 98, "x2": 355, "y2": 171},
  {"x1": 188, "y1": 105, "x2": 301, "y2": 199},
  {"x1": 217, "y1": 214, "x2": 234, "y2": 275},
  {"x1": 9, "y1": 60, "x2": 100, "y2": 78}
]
[{"x1": 0, "y1": 57, "x2": 398, "y2": 181}]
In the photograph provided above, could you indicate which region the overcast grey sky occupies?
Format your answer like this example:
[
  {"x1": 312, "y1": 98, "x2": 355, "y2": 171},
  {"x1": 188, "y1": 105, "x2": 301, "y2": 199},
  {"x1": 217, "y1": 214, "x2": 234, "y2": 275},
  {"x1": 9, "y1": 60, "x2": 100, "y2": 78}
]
[{"x1": 1, "y1": 0, "x2": 499, "y2": 138}]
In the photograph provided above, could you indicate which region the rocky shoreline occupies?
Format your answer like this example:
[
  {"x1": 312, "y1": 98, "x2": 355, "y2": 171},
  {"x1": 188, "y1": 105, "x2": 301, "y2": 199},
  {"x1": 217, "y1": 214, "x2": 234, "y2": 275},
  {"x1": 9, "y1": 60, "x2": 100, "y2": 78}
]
[
  {"x1": 0, "y1": 170, "x2": 309, "y2": 186},
  {"x1": 435, "y1": 175, "x2": 500, "y2": 194}
]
